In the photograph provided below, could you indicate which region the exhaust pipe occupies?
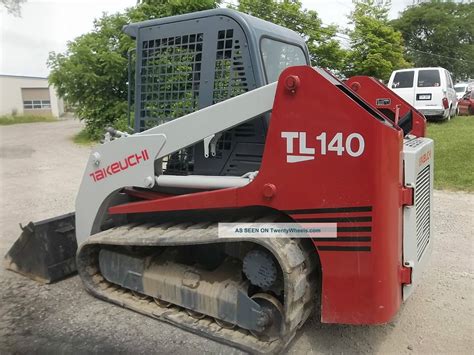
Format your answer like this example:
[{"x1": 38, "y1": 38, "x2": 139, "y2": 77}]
[{"x1": 4, "y1": 212, "x2": 77, "y2": 283}]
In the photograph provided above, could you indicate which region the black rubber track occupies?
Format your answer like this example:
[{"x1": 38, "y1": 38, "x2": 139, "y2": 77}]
[{"x1": 76, "y1": 217, "x2": 318, "y2": 354}]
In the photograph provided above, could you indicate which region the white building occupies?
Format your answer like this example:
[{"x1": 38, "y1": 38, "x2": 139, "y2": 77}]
[{"x1": 0, "y1": 75, "x2": 64, "y2": 117}]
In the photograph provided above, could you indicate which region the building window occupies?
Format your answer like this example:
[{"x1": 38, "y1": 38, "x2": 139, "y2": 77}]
[{"x1": 23, "y1": 100, "x2": 51, "y2": 109}]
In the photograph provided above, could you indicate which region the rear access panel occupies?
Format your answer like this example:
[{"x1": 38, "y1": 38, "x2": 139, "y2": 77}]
[{"x1": 402, "y1": 137, "x2": 434, "y2": 300}]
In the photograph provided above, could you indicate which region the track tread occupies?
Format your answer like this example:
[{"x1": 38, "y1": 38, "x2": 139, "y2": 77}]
[{"x1": 76, "y1": 218, "x2": 318, "y2": 354}]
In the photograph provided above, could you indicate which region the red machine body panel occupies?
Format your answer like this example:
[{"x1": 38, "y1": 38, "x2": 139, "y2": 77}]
[
  {"x1": 109, "y1": 66, "x2": 423, "y2": 325},
  {"x1": 346, "y1": 75, "x2": 426, "y2": 137}
]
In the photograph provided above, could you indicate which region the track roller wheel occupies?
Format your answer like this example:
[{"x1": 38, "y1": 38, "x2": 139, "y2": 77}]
[
  {"x1": 249, "y1": 293, "x2": 284, "y2": 340},
  {"x1": 214, "y1": 318, "x2": 236, "y2": 329},
  {"x1": 131, "y1": 290, "x2": 149, "y2": 300},
  {"x1": 153, "y1": 298, "x2": 171, "y2": 308},
  {"x1": 186, "y1": 309, "x2": 206, "y2": 319}
]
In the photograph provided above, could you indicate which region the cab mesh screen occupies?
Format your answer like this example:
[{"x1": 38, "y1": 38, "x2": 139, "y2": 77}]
[
  {"x1": 139, "y1": 33, "x2": 203, "y2": 131},
  {"x1": 137, "y1": 26, "x2": 254, "y2": 174}
]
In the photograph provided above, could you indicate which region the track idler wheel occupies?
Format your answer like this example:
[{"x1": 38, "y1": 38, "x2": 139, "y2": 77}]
[{"x1": 250, "y1": 293, "x2": 284, "y2": 340}]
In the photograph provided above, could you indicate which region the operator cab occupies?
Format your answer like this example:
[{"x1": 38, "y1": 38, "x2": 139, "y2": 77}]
[{"x1": 124, "y1": 8, "x2": 310, "y2": 176}]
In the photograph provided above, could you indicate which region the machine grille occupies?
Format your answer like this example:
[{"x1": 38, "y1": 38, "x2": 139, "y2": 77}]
[
  {"x1": 415, "y1": 165, "x2": 431, "y2": 260},
  {"x1": 139, "y1": 33, "x2": 204, "y2": 174},
  {"x1": 162, "y1": 149, "x2": 194, "y2": 175},
  {"x1": 134, "y1": 21, "x2": 259, "y2": 176},
  {"x1": 212, "y1": 29, "x2": 248, "y2": 104},
  {"x1": 139, "y1": 33, "x2": 203, "y2": 131},
  {"x1": 212, "y1": 29, "x2": 252, "y2": 160},
  {"x1": 405, "y1": 138, "x2": 424, "y2": 148}
]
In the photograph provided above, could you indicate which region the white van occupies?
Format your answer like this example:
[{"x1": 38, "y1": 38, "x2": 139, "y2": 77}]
[
  {"x1": 388, "y1": 67, "x2": 457, "y2": 120},
  {"x1": 454, "y1": 82, "x2": 474, "y2": 100}
]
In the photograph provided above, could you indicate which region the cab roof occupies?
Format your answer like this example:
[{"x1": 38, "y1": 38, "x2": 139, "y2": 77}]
[{"x1": 123, "y1": 8, "x2": 307, "y2": 53}]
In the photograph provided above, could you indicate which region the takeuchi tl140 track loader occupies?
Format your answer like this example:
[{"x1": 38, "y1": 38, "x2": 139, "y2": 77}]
[{"x1": 5, "y1": 9, "x2": 434, "y2": 354}]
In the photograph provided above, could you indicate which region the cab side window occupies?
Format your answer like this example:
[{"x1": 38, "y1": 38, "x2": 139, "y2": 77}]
[{"x1": 261, "y1": 38, "x2": 307, "y2": 83}]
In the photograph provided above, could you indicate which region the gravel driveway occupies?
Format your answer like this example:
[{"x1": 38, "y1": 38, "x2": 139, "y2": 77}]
[{"x1": 0, "y1": 118, "x2": 473, "y2": 354}]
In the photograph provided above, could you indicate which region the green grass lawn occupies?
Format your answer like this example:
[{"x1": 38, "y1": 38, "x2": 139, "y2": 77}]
[
  {"x1": 0, "y1": 114, "x2": 57, "y2": 125},
  {"x1": 427, "y1": 115, "x2": 474, "y2": 192},
  {"x1": 72, "y1": 129, "x2": 97, "y2": 146}
]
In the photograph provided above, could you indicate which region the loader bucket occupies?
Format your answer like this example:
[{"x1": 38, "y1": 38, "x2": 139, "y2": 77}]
[{"x1": 4, "y1": 212, "x2": 77, "y2": 283}]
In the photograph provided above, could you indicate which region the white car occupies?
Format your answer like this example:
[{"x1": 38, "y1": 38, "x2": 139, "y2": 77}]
[
  {"x1": 388, "y1": 67, "x2": 458, "y2": 120},
  {"x1": 454, "y1": 82, "x2": 474, "y2": 100}
]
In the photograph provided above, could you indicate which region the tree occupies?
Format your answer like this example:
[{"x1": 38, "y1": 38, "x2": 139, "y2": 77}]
[
  {"x1": 48, "y1": 0, "x2": 220, "y2": 139},
  {"x1": 236, "y1": 0, "x2": 347, "y2": 71},
  {"x1": 343, "y1": 0, "x2": 409, "y2": 81},
  {"x1": 1, "y1": 0, "x2": 26, "y2": 16},
  {"x1": 393, "y1": 1, "x2": 474, "y2": 81}
]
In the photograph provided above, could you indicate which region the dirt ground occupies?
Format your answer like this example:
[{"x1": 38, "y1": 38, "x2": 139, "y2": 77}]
[{"x1": 0, "y1": 118, "x2": 473, "y2": 354}]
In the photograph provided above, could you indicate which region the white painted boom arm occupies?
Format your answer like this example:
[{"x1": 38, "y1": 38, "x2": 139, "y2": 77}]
[
  {"x1": 141, "y1": 82, "x2": 277, "y2": 158},
  {"x1": 75, "y1": 82, "x2": 277, "y2": 244}
]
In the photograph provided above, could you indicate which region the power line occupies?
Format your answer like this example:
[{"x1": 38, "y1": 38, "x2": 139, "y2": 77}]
[
  {"x1": 334, "y1": 0, "x2": 353, "y2": 11},
  {"x1": 319, "y1": 23, "x2": 474, "y2": 64},
  {"x1": 402, "y1": 47, "x2": 474, "y2": 64}
]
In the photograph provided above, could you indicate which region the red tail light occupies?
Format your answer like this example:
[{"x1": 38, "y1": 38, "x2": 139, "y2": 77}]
[{"x1": 442, "y1": 97, "x2": 449, "y2": 109}]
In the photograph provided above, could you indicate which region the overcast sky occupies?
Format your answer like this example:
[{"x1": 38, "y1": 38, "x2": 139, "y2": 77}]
[{"x1": 0, "y1": 0, "x2": 414, "y2": 77}]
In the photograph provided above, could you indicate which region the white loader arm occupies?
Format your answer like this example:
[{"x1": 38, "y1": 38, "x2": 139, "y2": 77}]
[{"x1": 75, "y1": 82, "x2": 277, "y2": 244}]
